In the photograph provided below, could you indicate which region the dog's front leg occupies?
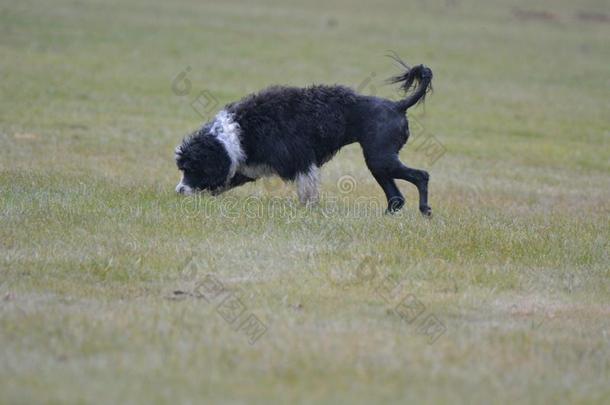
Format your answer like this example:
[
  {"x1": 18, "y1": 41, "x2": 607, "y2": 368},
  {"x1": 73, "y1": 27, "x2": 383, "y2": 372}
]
[
  {"x1": 221, "y1": 173, "x2": 255, "y2": 195},
  {"x1": 213, "y1": 173, "x2": 255, "y2": 195},
  {"x1": 228, "y1": 173, "x2": 256, "y2": 188},
  {"x1": 295, "y1": 165, "x2": 320, "y2": 205}
]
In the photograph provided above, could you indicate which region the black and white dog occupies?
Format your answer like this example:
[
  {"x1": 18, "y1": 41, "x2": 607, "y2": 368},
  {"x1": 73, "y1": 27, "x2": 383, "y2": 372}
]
[{"x1": 175, "y1": 57, "x2": 433, "y2": 215}]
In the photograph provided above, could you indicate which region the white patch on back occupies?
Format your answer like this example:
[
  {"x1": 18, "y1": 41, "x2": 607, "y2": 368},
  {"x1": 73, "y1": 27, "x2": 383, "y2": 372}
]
[
  {"x1": 209, "y1": 110, "x2": 245, "y2": 182},
  {"x1": 296, "y1": 165, "x2": 320, "y2": 204}
]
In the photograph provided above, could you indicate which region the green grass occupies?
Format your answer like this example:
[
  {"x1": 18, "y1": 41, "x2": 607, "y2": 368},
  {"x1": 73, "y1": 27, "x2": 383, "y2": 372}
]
[{"x1": 1, "y1": 0, "x2": 609, "y2": 403}]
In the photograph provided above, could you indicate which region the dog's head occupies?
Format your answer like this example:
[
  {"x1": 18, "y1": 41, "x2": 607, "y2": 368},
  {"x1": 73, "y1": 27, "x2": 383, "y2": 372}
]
[{"x1": 174, "y1": 126, "x2": 232, "y2": 195}]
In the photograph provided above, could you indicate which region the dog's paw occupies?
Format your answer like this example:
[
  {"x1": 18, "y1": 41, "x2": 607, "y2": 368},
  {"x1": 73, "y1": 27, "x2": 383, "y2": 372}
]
[{"x1": 419, "y1": 205, "x2": 432, "y2": 217}]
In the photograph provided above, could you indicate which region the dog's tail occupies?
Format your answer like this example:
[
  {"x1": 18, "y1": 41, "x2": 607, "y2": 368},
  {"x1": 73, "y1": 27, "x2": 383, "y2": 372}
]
[{"x1": 386, "y1": 55, "x2": 433, "y2": 112}]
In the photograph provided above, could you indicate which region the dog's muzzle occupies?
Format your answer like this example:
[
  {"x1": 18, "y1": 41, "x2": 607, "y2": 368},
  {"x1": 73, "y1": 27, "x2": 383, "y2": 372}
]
[{"x1": 175, "y1": 182, "x2": 194, "y2": 195}]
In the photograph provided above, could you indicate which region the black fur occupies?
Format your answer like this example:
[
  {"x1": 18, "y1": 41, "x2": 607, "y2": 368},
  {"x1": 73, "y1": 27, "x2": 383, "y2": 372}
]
[
  {"x1": 175, "y1": 128, "x2": 231, "y2": 193},
  {"x1": 175, "y1": 57, "x2": 433, "y2": 215},
  {"x1": 227, "y1": 85, "x2": 357, "y2": 179}
]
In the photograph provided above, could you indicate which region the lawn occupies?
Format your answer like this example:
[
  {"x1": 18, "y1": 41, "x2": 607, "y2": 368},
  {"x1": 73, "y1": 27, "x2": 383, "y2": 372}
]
[{"x1": 1, "y1": 0, "x2": 609, "y2": 403}]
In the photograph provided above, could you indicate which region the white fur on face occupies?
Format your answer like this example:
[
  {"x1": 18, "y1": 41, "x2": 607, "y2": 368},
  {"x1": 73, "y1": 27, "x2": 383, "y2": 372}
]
[
  {"x1": 210, "y1": 110, "x2": 245, "y2": 182},
  {"x1": 175, "y1": 173, "x2": 195, "y2": 195},
  {"x1": 296, "y1": 165, "x2": 320, "y2": 204}
]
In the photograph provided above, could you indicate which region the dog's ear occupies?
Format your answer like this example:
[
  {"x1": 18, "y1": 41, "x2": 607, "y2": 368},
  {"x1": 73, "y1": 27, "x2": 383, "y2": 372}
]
[{"x1": 190, "y1": 136, "x2": 232, "y2": 187}]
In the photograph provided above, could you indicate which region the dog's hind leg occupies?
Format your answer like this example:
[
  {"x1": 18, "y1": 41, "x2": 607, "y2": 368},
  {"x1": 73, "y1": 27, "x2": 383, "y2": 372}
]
[
  {"x1": 295, "y1": 165, "x2": 320, "y2": 205},
  {"x1": 390, "y1": 160, "x2": 431, "y2": 216},
  {"x1": 371, "y1": 173, "x2": 405, "y2": 213},
  {"x1": 365, "y1": 152, "x2": 430, "y2": 215},
  {"x1": 364, "y1": 156, "x2": 405, "y2": 213}
]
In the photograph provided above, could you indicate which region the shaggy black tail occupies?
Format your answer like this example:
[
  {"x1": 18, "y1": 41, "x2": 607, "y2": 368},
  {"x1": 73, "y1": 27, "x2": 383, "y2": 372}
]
[{"x1": 386, "y1": 55, "x2": 433, "y2": 111}]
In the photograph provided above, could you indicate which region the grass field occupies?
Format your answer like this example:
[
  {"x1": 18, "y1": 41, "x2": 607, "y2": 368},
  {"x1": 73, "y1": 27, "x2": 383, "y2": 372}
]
[{"x1": 1, "y1": 0, "x2": 609, "y2": 403}]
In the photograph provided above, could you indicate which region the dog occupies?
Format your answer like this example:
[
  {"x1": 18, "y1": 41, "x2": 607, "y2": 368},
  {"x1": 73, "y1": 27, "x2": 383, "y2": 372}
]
[{"x1": 175, "y1": 56, "x2": 433, "y2": 215}]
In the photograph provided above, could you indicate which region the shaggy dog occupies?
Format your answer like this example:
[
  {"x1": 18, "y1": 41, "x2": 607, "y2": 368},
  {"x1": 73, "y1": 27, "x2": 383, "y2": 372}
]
[{"x1": 175, "y1": 56, "x2": 433, "y2": 215}]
